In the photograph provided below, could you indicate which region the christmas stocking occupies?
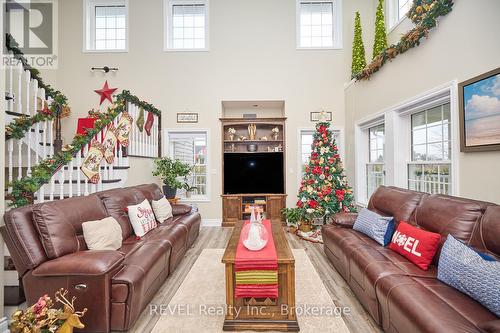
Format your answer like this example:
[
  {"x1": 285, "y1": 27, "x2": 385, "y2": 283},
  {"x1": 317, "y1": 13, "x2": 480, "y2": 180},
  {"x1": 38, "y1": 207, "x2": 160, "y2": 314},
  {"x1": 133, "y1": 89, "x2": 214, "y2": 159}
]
[
  {"x1": 145, "y1": 111, "x2": 154, "y2": 136},
  {"x1": 81, "y1": 140, "x2": 105, "y2": 184},
  {"x1": 116, "y1": 112, "x2": 133, "y2": 147},
  {"x1": 136, "y1": 107, "x2": 145, "y2": 132},
  {"x1": 102, "y1": 124, "x2": 118, "y2": 164}
]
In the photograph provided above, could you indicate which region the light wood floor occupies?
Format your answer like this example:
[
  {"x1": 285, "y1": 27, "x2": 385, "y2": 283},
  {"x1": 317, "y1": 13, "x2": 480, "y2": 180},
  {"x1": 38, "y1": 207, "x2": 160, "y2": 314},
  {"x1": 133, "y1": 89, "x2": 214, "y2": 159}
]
[{"x1": 127, "y1": 227, "x2": 382, "y2": 333}]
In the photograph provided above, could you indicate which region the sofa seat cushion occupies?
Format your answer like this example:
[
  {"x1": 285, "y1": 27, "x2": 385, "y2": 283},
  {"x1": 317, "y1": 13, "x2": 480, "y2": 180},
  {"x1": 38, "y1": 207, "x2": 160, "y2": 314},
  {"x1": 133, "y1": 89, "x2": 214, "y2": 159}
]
[
  {"x1": 375, "y1": 274, "x2": 498, "y2": 333},
  {"x1": 145, "y1": 224, "x2": 188, "y2": 272},
  {"x1": 117, "y1": 236, "x2": 145, "y2": 258}
]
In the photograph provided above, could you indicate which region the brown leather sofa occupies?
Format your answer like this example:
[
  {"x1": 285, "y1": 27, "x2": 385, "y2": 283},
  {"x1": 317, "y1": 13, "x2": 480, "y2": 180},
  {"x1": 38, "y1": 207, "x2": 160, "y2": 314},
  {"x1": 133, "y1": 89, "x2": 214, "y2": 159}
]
[
  {"x1": 1, "y1": 183, "x2": 201, "y2": 332},
  {"x1": 322, "y1": 186, "x2": 500, "y2": 333}
]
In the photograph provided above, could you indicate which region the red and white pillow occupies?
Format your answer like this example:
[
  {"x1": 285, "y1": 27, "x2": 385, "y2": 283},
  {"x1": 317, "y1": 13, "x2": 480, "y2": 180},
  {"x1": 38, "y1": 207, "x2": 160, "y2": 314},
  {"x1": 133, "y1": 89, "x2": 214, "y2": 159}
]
[
  {"x1": 389, "y1": 221, "x2": 441, "y2": 270},
  {"x1": 127, "y1": 199, "x2": 157, "y2": 237}
]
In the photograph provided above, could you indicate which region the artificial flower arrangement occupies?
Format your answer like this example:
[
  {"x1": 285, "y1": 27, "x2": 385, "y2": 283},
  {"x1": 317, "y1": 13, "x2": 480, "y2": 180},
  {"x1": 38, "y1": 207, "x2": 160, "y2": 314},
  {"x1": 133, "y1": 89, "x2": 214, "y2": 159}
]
[
  {"x1": 271, "y1": 127, "x2": 280, "y2": 140},
  {"x1": 227, "y1": 127, "x2": 236, "y2": 140},
  {"x1": 9, "y1": 289, "x2": 87, "y2": 333}
]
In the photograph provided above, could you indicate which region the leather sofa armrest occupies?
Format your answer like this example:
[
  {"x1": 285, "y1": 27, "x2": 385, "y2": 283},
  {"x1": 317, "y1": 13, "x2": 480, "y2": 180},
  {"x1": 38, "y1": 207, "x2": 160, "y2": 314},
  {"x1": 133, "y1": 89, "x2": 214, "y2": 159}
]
[
  {"x1": 32, "y1": 250, "x2": 124, "y2": 277},
  {"x1": 480, "y1": 320, "x2": 500, "y2": 333},
  {"x1": 329, "y1": 213, "x2": 358, "y2": 228},
  {"x1": 172, "y1": 204, "x2": 193, "y2": 216}
]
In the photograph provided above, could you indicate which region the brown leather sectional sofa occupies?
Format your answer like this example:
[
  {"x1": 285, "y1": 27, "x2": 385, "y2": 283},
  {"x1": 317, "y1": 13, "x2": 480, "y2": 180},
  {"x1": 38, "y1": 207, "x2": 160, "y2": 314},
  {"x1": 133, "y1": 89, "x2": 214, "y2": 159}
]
[
  {"x1": 322, "y1": 186, "x2": 500, "y2": 333},
  {"x1": 1, "y1": 184, "x2": 201, "y2": 332}
]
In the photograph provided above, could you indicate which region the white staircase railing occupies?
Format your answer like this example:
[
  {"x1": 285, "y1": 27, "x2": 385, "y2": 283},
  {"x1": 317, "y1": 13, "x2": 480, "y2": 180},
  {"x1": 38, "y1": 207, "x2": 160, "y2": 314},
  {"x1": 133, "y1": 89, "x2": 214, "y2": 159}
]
[{"x1": 5, "y1": 52, "x2": 54, "y2": 192}]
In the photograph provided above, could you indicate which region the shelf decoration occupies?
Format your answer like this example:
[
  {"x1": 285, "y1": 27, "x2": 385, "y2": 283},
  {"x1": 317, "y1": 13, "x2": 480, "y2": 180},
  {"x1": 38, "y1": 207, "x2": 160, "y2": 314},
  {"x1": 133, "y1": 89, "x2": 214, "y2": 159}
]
[
  {"x1": 372, "y1": 0, "x2": 388, "y2": 60},
  {"x1": 351, "y1": 11, "x2": 367, "y2": 78},
  {"x1": 248, "y1": 124, "x2": 257, "y2": 140},
  {"x1": 228, "y1": 127, "x2": 236, "y2": 141},
  {"x1": 354, "y1": 0, "x2": 454, "y2": 81},
  {"x1": 271, "y1": 127, "x2": 280, "y2": 140}
]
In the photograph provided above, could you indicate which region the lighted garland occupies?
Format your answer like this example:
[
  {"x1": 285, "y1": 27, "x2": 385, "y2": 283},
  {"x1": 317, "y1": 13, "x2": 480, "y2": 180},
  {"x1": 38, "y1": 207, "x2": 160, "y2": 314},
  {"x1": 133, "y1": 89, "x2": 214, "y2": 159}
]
[
  {"x1": 354, "y1": 0, "x2": 453, "y2": 81},
  {"x1": 5, "y1": 33, "x2": 69, "y2": 140},
  {"x1": 7, "y1": 91, "x2": 162, "y2": 208}
]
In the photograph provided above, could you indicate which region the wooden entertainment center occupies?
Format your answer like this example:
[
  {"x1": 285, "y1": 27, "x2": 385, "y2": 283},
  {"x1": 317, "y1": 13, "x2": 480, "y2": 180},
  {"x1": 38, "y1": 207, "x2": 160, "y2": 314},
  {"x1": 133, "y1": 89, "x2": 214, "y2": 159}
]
[{"x1": 220, "y1": 107, "x2": 287, "y2": 227}]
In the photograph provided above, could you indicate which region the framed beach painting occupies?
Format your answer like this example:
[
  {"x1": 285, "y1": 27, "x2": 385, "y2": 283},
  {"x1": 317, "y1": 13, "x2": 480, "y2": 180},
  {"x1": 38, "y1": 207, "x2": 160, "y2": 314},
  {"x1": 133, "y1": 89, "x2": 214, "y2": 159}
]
[{"x1": 459, "y1": 67, "x2": 500, "y2": 152}]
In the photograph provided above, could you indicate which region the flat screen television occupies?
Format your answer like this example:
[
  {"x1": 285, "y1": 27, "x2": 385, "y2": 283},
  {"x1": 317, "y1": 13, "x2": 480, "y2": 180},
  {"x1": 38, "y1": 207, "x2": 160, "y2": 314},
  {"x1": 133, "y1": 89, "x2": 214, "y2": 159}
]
[{"x1": 224, "y1": 153, "x2": 284, "y2": 194}]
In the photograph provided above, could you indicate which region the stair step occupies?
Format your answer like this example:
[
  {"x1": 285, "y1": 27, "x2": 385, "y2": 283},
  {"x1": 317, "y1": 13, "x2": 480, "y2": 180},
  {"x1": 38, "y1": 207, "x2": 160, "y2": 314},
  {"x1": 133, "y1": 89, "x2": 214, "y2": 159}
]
[
  {"x1": 5, "y1": 110, "x2": 24, "y2": 117},
  {"x1": 39, "y1": 142, "x2": 52, "y2": 146},
  {"x1": 54, "y1": 179, "x2": 122, "y2": 184},
  {"x1": 63, "y1": 165, "x2": 130, "y2": 171},
  {"x1": 30, "y1": 128, "x2": 44, "y2": 133},
  {"x1": 4, "y1": 286, "x2": 25, "y2": 306}
]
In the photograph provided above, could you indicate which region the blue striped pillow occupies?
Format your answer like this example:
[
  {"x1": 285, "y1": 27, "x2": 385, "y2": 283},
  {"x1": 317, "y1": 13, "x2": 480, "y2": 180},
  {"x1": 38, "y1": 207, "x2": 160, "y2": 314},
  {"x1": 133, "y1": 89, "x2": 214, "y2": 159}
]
[
  {"x1": 353, "y1": 208, "x2": 395, "y2": 246},
  {"x1": 438, "y1": 235, "x2": 500, "y2": 317}
]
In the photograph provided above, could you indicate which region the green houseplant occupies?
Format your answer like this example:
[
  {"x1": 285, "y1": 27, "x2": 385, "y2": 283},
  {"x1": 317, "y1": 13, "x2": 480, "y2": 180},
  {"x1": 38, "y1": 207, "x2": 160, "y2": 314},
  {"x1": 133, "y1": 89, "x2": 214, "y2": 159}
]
[
  {"x1": 152, "y1": 157, "x2": 191, "y2": 198},
  {"x1": 281, "y1": 208, "x2": 305, "y2": 233},
  {"x1": 182, "y1": 177, "x2": 198, "y2": 198}
]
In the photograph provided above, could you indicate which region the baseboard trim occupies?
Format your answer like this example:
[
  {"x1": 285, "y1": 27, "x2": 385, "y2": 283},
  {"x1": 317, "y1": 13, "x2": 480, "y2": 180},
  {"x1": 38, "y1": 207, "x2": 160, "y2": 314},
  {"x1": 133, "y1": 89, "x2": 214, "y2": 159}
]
[{"x1": 201, "y1": 218, "x2": 222, "y2": 227}]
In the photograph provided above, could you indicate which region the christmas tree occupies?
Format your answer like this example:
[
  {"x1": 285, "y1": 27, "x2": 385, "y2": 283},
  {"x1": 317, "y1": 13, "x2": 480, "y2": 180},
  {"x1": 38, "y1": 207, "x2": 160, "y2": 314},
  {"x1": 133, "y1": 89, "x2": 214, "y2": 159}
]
[
  {"x1": 351, "y1": 11, "x2": 367, "y2": 78},
  {"x1": 372, "y1": 0, "x2": 388, "y2": 59},
  {"x1": 296, "y1": 121, "x2": 356, "y2": 221}
]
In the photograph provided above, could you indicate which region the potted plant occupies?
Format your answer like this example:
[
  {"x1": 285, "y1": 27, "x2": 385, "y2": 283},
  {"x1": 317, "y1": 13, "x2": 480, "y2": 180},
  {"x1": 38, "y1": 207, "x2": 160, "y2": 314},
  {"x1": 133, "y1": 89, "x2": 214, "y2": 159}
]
[
  {"x1": 182, "y1": 177, "x2": 198, "y2": 199},
  {"x1": 281, "y1": 207, "x2": 304, "y2": 233},
  {"x1": 152, "y1": 157, "x2": 191, "y2": 198}
]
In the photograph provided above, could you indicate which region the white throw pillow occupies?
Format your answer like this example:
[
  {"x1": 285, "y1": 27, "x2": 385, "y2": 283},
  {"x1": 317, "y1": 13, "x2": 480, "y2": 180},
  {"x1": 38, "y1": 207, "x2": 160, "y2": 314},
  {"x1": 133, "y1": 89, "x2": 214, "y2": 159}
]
[
  {"x1": 127, "y1": 199, "x2": 157, "y2": 237},
  {"x1": 152, "y1": 196, "x2": 173, "y2": 223},
  {"x1": 82, "y1": 217, "x2": 122, "y2": 251}
]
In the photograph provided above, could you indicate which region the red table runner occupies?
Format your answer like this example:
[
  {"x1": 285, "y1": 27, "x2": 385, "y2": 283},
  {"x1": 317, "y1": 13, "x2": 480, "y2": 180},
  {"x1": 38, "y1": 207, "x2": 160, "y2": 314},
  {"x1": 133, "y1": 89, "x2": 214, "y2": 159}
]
[{"x1": 235, "y1": 220, "x2": 278, "y2": 299}]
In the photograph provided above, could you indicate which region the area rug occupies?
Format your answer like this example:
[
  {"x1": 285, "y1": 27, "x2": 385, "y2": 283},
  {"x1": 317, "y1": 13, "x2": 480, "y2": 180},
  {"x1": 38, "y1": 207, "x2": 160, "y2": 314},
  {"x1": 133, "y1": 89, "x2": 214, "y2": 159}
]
[{"x1": 151, "y1": 249, "x2": 349, "y2": 333}]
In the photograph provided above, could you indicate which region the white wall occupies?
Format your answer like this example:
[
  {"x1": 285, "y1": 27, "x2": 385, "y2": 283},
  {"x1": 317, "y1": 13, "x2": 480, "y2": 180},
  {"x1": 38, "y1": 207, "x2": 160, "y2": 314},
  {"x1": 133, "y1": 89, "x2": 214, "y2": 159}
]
[
  {"x1": 344, "y1": 0, "x2": 500, "y2": 204},
  {"x1": 45, "y1": 0, "x2": 373, "y2": 219}
]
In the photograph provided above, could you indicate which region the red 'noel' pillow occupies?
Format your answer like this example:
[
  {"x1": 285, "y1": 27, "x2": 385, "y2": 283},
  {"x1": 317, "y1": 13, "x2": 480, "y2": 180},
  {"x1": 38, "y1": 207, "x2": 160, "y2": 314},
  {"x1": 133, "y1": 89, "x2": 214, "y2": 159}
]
[{"x1": 388, "y1": 221, "x2": 441, "y2": 270}]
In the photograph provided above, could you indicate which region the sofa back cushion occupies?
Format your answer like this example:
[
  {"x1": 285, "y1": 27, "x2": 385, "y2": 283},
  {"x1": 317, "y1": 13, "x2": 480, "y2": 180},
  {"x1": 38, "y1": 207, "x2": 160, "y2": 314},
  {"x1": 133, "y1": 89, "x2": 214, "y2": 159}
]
[
  {"x1": 97, "y1": 187, "x2": 147, "y2": 239},
  {"x1": 470, "y1": 205, "x2": 500, "y2": 260},
  {"x1": 32, "y1": 195, "x2": 108, "y2": 259},
  {"x1": 134, "y1": 183, "x2": 164, "y2": 202},
  {"x1": 368, "y1": 186, "x2": 425, "y2": 223}
]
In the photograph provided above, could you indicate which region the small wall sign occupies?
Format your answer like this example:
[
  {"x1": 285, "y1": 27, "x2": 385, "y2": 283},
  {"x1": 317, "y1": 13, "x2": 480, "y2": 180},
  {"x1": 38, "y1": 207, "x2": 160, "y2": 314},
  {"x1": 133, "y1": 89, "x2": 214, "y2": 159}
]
[
  {"x1": 177, "y1": 113, "x2": 198, "y2": 123},
  {"x1": 310, "y1": 111, "x2": 332, "y2": 122}
]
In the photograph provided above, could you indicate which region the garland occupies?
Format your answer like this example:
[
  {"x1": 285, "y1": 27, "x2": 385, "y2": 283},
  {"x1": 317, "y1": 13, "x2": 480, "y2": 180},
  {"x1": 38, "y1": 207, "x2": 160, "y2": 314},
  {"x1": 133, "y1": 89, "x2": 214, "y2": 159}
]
[
  {"x1": 6, "y1": 91, "x2": 161, "y2": 208},
  {"x1": 5, "y1": 33, "x2": 69, "y2": 140},
  {"x1": 354, "y1": 0, "x2": 453, "y2": 81}
]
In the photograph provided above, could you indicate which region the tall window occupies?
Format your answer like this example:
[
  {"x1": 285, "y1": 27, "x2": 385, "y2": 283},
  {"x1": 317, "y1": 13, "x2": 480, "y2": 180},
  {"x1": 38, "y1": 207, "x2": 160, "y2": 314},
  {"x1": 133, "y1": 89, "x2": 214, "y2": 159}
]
[
  {"x1": 398, "y1": 0, "x2": 412, "y2": 20},
  {"x1": 165, "y1": 0, "x2": 208, "y2": 51},
  {"x1": 367, "y1": 124, "x2": 385, "y2": 198},
  {"x1": 297, "y1": 0, "x2": 342, "y2": 49},
  {"x1": 167, "y1": 131, "x2": 208, "y2": 200},
  {"x1": 408, "y1": 104, "x2": 451, "y2": 194},
  {"x1": 85, "y1": 0, "x2": 128, "y2": 51}
]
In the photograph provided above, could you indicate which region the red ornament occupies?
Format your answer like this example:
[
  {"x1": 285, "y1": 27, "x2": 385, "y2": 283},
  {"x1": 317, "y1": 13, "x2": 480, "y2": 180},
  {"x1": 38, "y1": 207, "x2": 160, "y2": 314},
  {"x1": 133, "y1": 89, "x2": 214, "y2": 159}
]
[
  {"x1": 94, "y1": 81, "x2": 118, "y2": 105},
  {"x1": 297, "y1": 200, "x2": 303, "y2": 208},
  {"x1": 308, "y1": 200, "x2": 318, "y2": 209},
  {"x1": 312, "y1": 166, "x2": 322, "y2": 175}
]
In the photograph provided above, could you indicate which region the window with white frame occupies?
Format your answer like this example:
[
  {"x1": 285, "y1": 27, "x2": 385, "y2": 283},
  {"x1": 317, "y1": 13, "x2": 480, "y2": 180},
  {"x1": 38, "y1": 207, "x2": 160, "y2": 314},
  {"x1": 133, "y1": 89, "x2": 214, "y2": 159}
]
[
  {"x1": 297, "y1": 0, "x2": 342, "y2": 49},
  {"x1": 367, "y1": 124, "x2": 385, "y2": 198},
  {"x1": 84, "y1": 0, "x2": 128, "y2": 51},
  {"x1": 387, "y1": 0, "x2": 413, "y2": 29},
  {"x1": 164, "y1": 0, "x2": 208, "y2": 51},
  {"x1": 299, "y1": 128, "x2": 341, "y2": 179},
  {"x1": 408, "y1": 103, "x2": 451, "y2": 195},
  {"x1": 167, "y1": 131, "x2": 208, "y2": 200}
]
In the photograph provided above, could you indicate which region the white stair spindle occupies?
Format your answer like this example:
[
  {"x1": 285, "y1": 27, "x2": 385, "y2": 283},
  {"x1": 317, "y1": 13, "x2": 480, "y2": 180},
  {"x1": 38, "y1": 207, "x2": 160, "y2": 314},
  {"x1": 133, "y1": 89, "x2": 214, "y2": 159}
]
[
  {"x1": 7, "y1": 140, "x2": 14, "y2": 193},
  {"x1": 17, "y1": 62, "x2": 23, "y2": 114},
  {"x1": 68, "y1": 160, "x2": 73, "y2": 198},
  {"x1": 37, "y1": 184, "x2": 45, "y2": 204},
  {"x1": 83, "y1": 146, "x2": 89, "y2": 196},
  {"x1": 17, "y1": 138, "x2": 22, "y2": 180},
  {"x1": 49, "y1": 169, "x2": 55, "y2": 201},
  {"x1": 26, "y1": 70, "x2": 31, "y2": 115},
  {"x1": 77, "y1": 150, "x2": 82, "y2": 196},
  {"x1": 8, "y1": 52, "x2": 14, "y2": 111},
  {"x1": 59, "y1": 168, "x2": 65, "y2": 200},
  {"x1": 34, "y1": 81, "x2": 40, "y2": 164}
]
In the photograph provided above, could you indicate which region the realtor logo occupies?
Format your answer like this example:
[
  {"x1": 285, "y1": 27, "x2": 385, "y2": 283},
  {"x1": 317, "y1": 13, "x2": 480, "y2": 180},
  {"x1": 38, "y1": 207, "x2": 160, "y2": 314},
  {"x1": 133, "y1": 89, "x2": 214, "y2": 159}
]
[{"x1": 3, "y1": 0, "x2": 58, "y2": 68}]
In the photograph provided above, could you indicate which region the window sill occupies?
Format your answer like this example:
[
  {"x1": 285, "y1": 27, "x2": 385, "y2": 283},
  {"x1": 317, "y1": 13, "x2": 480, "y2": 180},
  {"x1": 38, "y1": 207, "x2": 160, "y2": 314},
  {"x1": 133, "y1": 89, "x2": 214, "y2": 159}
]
[
  {"x1": 83, "y1": 49, "x2": 129, "y2": 54},
  {"x1": 388, "y1": 16, "x2": 410, "y2": 35},
  {"x1": 296, "y1": 46, "x2": 343, "y2": 51},
  {"x1": 163, "y1": 48, "x2": 210, "y2": 52},
  {"x1": 177, "y1": 197, "x2": 210, "y2": 203}
]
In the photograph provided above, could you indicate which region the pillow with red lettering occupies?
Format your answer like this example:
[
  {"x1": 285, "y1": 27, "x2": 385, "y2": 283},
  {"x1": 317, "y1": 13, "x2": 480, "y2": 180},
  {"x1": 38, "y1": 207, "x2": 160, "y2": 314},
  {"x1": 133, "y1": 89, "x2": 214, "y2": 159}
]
[
  {"x1": 389, "y1": 221, "x2": 441, "y2": 270},
  {"x1": 127, "y1": 199, "x2": 157, "y2": 237}
]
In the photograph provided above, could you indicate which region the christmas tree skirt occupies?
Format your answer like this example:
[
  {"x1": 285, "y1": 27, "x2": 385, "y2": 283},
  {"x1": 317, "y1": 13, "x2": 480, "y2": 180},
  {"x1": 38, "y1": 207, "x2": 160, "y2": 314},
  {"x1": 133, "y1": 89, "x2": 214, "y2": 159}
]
[{"x1": 296, "y1": 227, "x2": 323, "y2": 244}]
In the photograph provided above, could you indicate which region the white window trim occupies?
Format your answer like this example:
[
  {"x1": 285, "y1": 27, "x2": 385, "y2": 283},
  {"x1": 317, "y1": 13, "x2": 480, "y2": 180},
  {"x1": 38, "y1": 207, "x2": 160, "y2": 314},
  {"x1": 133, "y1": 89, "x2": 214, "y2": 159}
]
[
  {"x1": 295, "y1": 0, "x2": 343, "y2": 50},
  {"x1": 354, "y1": 114, "x2": 385, "y2": 206},
  {"x1": 296, "y1": 126, "x2": 344, "y2": 190},
  {"x1": 163, "y1": 0, "x2": 210, "y2": 52},
  {"x1": 386, "y1": 0, "x2": 412, "y2": 32},
  {"x1": 163, "y1": 128, "x2": 211, "y2": 202},
  {"x1": 83, "y1": 0, "x2": 129, "y2": 53}
]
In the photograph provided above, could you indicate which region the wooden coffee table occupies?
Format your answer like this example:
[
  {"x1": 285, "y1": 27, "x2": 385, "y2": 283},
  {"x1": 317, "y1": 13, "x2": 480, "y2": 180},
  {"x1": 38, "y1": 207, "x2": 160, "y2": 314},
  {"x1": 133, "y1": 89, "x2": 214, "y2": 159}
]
[{"x1": 221, "y1": 220, "x2": 299, "y2": 331}]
